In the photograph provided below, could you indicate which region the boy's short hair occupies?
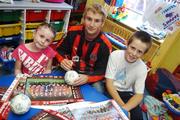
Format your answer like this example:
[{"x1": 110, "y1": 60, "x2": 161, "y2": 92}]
[
  {"x1": 83, "y1": 3, "x2": 107, "y2": 22},
  {"x1": 128, "y1": 31, "x2": 152, "y2": 53},
  {"x1": 37, "y1": 22, "x2": 56, "y2": 39}
]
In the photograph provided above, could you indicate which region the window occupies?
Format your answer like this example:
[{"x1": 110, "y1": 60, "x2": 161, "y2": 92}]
[
  {"x1": 124, "y1": 0, "x2": 180, "y2": 15},
  {"x1": 123, "y1": 0, "x2": 145, "y2": 14}
]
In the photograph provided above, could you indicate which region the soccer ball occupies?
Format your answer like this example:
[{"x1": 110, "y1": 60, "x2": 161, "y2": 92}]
[
  {"x1": 64, "y1": 70, "x2": 79, "y2": 85},
  {"x1": 10, "y1": 94, "x2": 31, "y2": 115}
]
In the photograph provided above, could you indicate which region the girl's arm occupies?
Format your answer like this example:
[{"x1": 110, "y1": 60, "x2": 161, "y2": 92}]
[
  {"x1": 43, "y1": 59, "x2": 53, "y2": 74},
  {"x1": 14, "y1": 60, "x2": 22, "y2": 75}
]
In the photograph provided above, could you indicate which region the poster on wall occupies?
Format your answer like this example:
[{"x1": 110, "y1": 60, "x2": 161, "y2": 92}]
[{"x1": 143, "y1": 0, "x2": 180, "y2": 33}]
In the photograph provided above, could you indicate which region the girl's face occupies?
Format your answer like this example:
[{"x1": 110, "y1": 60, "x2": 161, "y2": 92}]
[
  {"x1": 125, "y1": 38, "x2": 148, "y2": 63},
  {"x1": 83, "y1": 10, "x2": 104, "y2": 39},
  {"x1": 33, "y1": 26, "x2": 54, "y2": 50}
]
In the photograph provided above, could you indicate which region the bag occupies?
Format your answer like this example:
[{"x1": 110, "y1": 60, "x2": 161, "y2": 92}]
[
  {"x1": 143, "y1": 95, "x2": 167, "y2": 116},
  {"x1": 146, "y1": 68, "x2": 180, "y2": 100}
]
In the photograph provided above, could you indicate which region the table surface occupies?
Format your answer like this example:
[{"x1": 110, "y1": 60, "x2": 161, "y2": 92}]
[{"x1": 0, "y1": 72, "x2": 128, "y2": 119}]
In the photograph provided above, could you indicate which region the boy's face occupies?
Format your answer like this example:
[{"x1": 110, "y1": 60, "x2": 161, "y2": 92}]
[
  {"x1": 83, "y1": 10, "x2": 104, "y2": 38},
  {"x1": 33, "y1": 26, "x2": 54, "y2": 50},
  {"x1": 125, "y1": 38, "x2": 148, "y2": 63}
]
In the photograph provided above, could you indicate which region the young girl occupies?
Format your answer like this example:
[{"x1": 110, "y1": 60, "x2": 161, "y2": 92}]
[{"x1": 12, "y1": 23, "x2": 56, "y2": 75}]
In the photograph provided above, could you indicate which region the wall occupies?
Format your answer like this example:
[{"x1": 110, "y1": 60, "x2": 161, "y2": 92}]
[{"x1": 151, "y1": 28, "x2": 180, "y2": 73}]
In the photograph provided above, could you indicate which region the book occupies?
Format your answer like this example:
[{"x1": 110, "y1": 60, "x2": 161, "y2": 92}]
[
  {"x1": 31, "y1": 100, "x2": 129, "y2": 120},
  {"x1": 69, "y1": 100, "x2": 129, "y2": 120},
  {"x1": 40, "y1": 100, "x2": 129, "y2": 120}
]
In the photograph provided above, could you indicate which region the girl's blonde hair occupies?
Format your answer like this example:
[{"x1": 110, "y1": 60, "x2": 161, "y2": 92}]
[{"x1": 37, "y1": 23, "x2": 56, "y2": 39}]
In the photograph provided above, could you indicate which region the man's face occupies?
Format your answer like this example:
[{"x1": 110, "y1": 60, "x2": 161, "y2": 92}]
[
  {"x1": 125, "y1": 38, "x2": 148, "y2": 63},
  {"x1": 83, "y1": 10, "x2": 104, "y2": 38}
]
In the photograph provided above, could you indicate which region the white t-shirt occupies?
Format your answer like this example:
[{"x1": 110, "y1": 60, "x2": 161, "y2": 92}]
[{"x1": 105, "y1": 50, "x2": 147, "y2": 94}]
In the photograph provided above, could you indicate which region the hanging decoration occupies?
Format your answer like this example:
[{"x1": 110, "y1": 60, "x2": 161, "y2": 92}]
[
  {"x1": 0, "y1": 0, "x2": 13, "y2": 4},
  {"x1": 143, "y1": 0, "x2": 180, "y2": 33},
  {"x1": 104, "y1": 0, "x2": 124, "y2": 7}
]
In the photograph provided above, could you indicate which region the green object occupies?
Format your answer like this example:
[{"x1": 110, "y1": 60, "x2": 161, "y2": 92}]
[
  {"x1": 50, "y1": 21, "x2": 64, "y2": 32},
  {"x1": 0, "y1": 10, "x2": 21, "y2": 23}
]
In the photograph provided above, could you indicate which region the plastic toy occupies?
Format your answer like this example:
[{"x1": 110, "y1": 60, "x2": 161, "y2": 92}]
[
  {"x1": 110, "y1": 4, "x2": 128, "y2": 21},
  {"x1": 162, "y1": 91, "x2": 180, "y2": 115}
]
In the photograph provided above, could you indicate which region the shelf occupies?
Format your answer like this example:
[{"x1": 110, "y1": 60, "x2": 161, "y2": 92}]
[
  {"x1": 0, "y1": 0, "x2": 72, "y2": 43},
  {"x1": 0, "y1": 0, "x2": 72, "y2": 10}
]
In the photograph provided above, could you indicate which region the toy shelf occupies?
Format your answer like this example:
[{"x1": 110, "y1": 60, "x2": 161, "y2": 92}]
[{"x1": 0, "y1": 0, "x2": 73, "y2": 42}]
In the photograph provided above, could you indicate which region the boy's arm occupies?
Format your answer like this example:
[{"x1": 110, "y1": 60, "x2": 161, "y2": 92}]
[
  {"x1": 122, "y1": 94, "x2": 143, "y2": 112},
  {"x1": 14, "y1": 60, "x2": 22, "y2": 75},
  {"x1": 106, "y1": 78, "x2": 125, "y2": 106},
  {"x1": 122, "y1": 68, "x2": 146, "y2": 111},
  {"x1": 106, "y1": 78, "x2": 143, "y2": 112},
  {"x1": 43, "y1": 59, "x2": 53, "y2": 74}
]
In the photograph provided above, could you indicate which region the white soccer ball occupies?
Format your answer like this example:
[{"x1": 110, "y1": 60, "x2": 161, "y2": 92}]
[
  {"x1": 10, "y1": 94, "x2": 31, "y2": 115},
  {"x1": 64, "y1": 70, "x2": 79, "y2": 85}
]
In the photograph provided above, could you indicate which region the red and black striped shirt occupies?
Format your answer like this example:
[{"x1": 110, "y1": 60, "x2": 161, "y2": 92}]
[{"x1": 56, "y1": 25, "x2": 112, "y2": 83}]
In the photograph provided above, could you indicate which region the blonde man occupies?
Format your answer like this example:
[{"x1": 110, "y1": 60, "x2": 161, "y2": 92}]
[{"x1": 56, "y1": 4, "x2": 112, "y2": 92}]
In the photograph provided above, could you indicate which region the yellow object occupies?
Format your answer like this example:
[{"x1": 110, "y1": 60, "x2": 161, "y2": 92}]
[
  {"x1": 151, "y1": 116, "x2": 159, "y2": 120},
  {"x1": 25, "y1": 29, "x2": 34, "y2": 40},
  {"x1": 25, "y1": 30, "x2": 64, "y2": 41},
  {"x1": 169, "y1": 94, "x2": 180, "y2": 104},
  {"x1": 26, "y1": 22, "x2": 42, "y2": 29},
  {"x1": 0, "y1": 23, "x2": 21, "y2": 37},
  {"x1": 54, "y1": 32, "x2": 64, "y2": 41}
]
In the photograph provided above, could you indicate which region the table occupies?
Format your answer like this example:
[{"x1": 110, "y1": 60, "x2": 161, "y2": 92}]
[{"x1": 0, "y1": 72, "x2": 128, "y2": 119}]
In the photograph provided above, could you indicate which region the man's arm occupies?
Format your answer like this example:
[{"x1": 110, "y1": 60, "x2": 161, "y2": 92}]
[
  {"x1": 56, "y1": 32, "x2": 73, "y2": 71},
  {"x1": 106, "y1": 78, "x2": 125, "y2": 106}
]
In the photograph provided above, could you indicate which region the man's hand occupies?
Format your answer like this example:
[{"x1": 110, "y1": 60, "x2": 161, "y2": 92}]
[
  {"x1": 73, "y1": 74, "x2": 88, "y2": 86},
  {"x1": 60, "y1": 59, "x2": 73, "y2": 71}
]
